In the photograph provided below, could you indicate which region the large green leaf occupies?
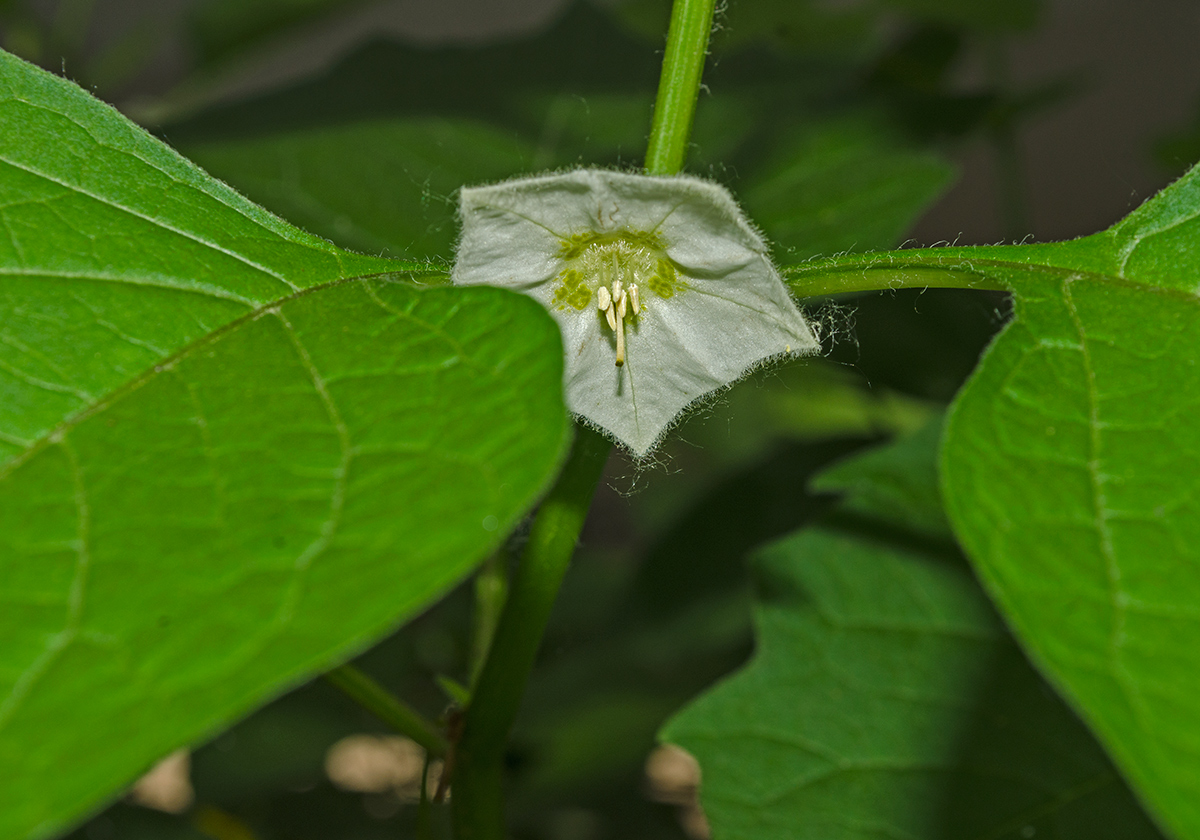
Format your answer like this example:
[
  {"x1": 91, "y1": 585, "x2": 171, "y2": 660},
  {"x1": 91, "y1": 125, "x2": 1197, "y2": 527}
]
[
  {"x1": 663, "y1": 524, "x2": 1163, "y2": 840},
  {"x1": 0, "y1": 279, "x2": 568, "y2": 840},
  {"x1": 0, "y1": 48, "x2": 424, "y2": 468},
  {"x1": 785, "y1": 163, "x2": 1200, "y2": 838},
  {"x1": 941, "y1": 256, "x2": 1200, "y2": 833},
  {"x1": 0, "y1": 49, "x2": 570, "y2": 839}
]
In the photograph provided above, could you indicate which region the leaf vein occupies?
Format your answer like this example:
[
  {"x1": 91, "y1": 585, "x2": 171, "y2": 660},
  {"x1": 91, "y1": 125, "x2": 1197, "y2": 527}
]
[
  {"x1": 0, "y1": 438, "x2": 91, "y2": 732},
  {"x1": 0, "y1": 154, "x2": 300, "y2": 295},
  {"x1": 1061, "y1": 274, "x2": 1154, "y2": 735}
]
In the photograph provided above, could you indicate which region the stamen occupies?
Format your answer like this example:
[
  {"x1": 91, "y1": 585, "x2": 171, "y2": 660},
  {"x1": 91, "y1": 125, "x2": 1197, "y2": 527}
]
[
  {"x1": 597, "y1": 285, "x2": 612, "y2": 311},
  {"x1": 605, "y1": 305, "x2": 617, "y2": 331},
  {"x1": 615, "y1": 287, "x2": 627, "y2": 320},
  {"x1": 629, "y1": 284, "x2": 640, "y2": 315}
]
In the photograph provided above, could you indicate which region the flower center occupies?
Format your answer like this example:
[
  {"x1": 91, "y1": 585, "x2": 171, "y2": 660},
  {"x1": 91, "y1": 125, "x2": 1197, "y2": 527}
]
[{"x1": 551, "y1": 230, "x2": 684, "y2": 367}]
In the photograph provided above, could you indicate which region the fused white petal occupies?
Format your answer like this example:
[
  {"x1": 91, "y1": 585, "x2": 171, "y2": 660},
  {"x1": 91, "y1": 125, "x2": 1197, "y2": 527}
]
[{"x1": 453, "y1": 168, "x2": 819, "y2": 456}]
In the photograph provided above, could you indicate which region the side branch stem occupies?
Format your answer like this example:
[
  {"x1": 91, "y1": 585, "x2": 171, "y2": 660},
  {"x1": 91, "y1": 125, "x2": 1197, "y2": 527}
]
[
  {"x1": 451, "y1": 426, "x2": 611, "y2": 840},
  {"x1": 324, "y1": 665, "x2": 447, "y2": 757},
  {"x1": 782, "y1": 249, "x2": 1043, "y2": 297},
  {"x1": 644, "y1": 0, "x2": 718, "y2": 175}
]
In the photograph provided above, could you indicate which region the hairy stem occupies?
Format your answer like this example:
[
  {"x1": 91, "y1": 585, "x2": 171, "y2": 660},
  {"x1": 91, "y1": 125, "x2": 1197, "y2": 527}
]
[
  {"x1": 324, "y1": 665, "x2": 447, "y2": 757},
  {"x1": 783, "y1": 249, "x2": 1023, "y2": 297},
  {"x1": 644, "y1": 0, "x2": 718, "y2": 175},
  {"x1": 451, "y1": 426, "x2": 611, "y2": 840}
]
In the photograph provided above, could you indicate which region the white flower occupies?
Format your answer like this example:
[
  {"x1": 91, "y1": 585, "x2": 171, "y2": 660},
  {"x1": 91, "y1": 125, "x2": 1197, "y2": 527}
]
[{"x1": 452, "y1": 169, "x2": 819, "y2": 456}]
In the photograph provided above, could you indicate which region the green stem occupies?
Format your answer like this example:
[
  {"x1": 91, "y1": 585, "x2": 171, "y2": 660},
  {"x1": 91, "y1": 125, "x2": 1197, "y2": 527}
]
[
  {"x1": 450, "y1": 3, "x2": 715, "y2": 834},
  {"x1": 469, "y1": 551, "x2": 509, "y2": 690},
  {"x1": 783, "y1": 249, "x2": 1028, "y2": 297},
  {"x1": 324, "y1": 665, "x2": 447, "y2": 757},
  {"x1": 450, "y1": 426, "x2": 611, "y2": 840},
  {"x1": 644, "y1": 0, "x2": 718, "y2": 175}
]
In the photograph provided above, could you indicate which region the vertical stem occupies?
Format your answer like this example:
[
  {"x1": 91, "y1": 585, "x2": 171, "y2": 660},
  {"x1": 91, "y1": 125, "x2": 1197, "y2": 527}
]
[
  {"x1": 451, "y1": 3, "x2": 718, "y2": 835},
  {"x1": 644, "y1": 0, "x2": 718, "y2": 176},
  {"x1": 451, "y1": 426, "x2": 611, "y2": 840}
]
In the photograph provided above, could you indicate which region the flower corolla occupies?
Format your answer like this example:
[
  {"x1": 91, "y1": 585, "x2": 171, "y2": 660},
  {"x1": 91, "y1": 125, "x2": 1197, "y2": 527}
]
[{"x1": 452, "y1": 169, "x2": 818, "y2": 456}]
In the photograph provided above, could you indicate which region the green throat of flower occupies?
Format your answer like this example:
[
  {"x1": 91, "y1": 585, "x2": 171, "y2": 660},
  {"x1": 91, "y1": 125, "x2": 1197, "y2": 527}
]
[{"x1": 551, "y1": 230, "x2": 684, "y2": 367}]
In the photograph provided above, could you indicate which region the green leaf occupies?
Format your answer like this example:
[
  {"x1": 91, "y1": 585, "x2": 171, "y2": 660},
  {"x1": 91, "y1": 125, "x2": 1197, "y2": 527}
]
[
  {"x1": 941, "y1": 274, "x2": 1200, "y2": 834},
  {"x1": 0, "y1": 48, "x2": 424, "y2": 468},
  {"x1": 0, "y1": 49, "x2": 571, "y2": 838},
  {"x1": 0, "y1": 277, "x2": 569, "y2": 840},
  {"x1": 785, "y1": 162, "x2": 1200, "y2": 838},
  {"x1": 663, "y1": 526, "x2": 1165, "y2": 840},
  {"x1": 180, "y1": 118, "x2": 538, "y2": 260}
]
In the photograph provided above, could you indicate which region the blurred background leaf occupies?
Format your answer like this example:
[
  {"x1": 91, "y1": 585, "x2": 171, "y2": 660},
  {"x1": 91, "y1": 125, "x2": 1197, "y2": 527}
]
[
  {"x1": 189, "y1": 0, "x2": 365, "y2": 65},
  {"x1": 183, "y1": 118, "x2": 537, "y2": 259}
]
